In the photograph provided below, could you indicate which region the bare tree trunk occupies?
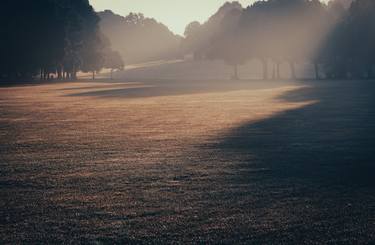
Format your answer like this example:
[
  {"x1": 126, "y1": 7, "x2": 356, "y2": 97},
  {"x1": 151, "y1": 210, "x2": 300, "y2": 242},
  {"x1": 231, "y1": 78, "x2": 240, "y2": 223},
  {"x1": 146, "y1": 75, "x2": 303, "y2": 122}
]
[
  {"x1": 57, "y1": 66, "x2": 62, "y2": 80},
  {"x1": 43, "y1": 70, "x2": 47, "y2": 80},
  {"x1": 72, "y1": 64, "x2": 77, "y2": 80},
  {"x1": 314, "y1": 62, "x2": 320, "y2": 80},
  {"x1": 92, "y1": 71, "x2": 95, "y2": 80},
  {"x1": 289, "y1": 61, "x2": 296, "y2": 80},
  {"x1": 233, "y1": 64, "x2": 239, "y2": 80},
  {"x1": 110, "y1": 69, "x2": 113, "y2": 80},
  {"x1": 262, "y1": 58, "x2": 268, "y2": 80}
]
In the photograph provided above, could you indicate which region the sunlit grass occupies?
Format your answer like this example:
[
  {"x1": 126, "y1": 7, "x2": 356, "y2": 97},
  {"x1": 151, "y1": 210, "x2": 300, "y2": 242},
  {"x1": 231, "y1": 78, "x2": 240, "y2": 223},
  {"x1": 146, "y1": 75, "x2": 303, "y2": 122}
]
[{"x1": 0, "y1": 80, "x2": 321, "y2": 243}]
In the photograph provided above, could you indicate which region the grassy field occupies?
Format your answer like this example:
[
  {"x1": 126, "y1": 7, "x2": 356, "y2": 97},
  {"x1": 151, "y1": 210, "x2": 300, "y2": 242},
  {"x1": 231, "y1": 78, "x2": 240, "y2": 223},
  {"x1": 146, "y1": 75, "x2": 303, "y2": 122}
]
[{"x1": 1, "y1": 62, "x2": 375, "y2": 243}]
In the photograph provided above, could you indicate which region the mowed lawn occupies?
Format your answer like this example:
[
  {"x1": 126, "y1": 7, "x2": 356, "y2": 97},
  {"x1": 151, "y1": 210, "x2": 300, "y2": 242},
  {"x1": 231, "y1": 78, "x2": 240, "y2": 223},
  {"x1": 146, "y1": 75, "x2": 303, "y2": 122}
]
[{"x1": 1, "y1": 73, "x2": 375, "y2": 243}]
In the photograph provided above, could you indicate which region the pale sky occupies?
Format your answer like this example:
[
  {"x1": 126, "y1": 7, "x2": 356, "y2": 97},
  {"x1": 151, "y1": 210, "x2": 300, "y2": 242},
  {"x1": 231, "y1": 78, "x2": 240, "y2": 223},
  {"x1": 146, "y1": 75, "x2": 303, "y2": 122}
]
[{"x1": 90, "y1": 0, "x2": 330, "y2": 35}]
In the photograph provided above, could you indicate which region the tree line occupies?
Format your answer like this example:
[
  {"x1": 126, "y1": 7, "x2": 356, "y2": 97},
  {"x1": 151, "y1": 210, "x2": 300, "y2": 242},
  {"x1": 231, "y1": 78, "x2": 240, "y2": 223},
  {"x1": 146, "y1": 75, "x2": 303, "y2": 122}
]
[
  {"x1": 1, "y1": 0, "x2": 374, "y2": 81},
  {"x1": 0, "y1": 0, "x2": 124, "y2": 80},
  {"x1": 183, "y1": 0, "x2": 375, "y2": 80},
  {"x1": 98, "y1": 11, "x2": 182, "y2": 64}
]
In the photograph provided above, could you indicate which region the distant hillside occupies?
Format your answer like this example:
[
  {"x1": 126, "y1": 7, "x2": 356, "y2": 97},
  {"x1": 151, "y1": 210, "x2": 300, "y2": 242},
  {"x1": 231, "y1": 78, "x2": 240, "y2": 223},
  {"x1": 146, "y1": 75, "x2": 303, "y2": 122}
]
[{"x1": 98, "y1": 10, "x2": 182, "y2": 64}]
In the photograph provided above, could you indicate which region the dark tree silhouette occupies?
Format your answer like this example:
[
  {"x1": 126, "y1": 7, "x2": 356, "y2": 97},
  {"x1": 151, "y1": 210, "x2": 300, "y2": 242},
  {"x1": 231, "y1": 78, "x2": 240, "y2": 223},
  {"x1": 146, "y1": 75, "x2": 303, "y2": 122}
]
[
  {"x1": 207, "y1": 8, "x2": 245, "y2": 79},
  {"x1": 183, "y1": 0, "x2": 375, "y2": 81},
  {"x1": 237, "y1": 0, "x2": 331, "y2": 80},
  {"x1": 0, "y1": 0, "x2": 117, "y2": 81},
  {"x1": 344, "y1": 0, "x2": 375, "y2": 79},
  {"x1": 182, "y1": 2, "x2": 243, "y2": 61},
  {"x1": 1, "y1": 0, "x2": 64, "y2": 79},
  {"x1": 319, "y1": 0, "x2": 375, "y2": 79},
  {"x1": 1, "y1": 0, "x2": 374, "y2": 82}
]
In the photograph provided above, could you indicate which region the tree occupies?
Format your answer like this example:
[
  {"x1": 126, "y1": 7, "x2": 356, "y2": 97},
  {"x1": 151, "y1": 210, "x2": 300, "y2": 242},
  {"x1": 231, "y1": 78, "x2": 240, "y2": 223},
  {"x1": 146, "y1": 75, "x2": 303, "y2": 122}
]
[
  {"x1": 182, "y1": 21, "x2": 203, "y2": 60},
  {"x1": 104, "y1": 51, "x2": 125, "y2": 80},
  {"x1": 0, "y1": 0, "x2": 118, "y2": 81},
  {"x1": 0, "y1": 0, "x2": 65, "y2": 79},
  {"x1": 98, "y1": 10, "x2": 181, "y2": 64},
  {"x1": 182, "y1": 2, "x2": 243, "y2": 61},
  {"x1": 345, "y1": 0, "x2": 375, "y2": 79},
  {"x1": 319, "y1": 0, "x2": 375, "y2": 79},
  {"x1": 80, "y1": 46, "x2": 104, "y2": 80},
  {"x1": 207, "y1": 8, "x2": 245, "y2": 79}
]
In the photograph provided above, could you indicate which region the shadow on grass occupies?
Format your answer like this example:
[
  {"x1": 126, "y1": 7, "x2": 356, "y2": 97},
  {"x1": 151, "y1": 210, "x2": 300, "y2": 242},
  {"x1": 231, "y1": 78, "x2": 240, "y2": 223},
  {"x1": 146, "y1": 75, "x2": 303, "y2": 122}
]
[
  {"x1": 217, "y1": 80, "x2": 375, "y2": 188},
  {"x1": 66, "y1": 79, "x2": 298, "y2": 99},
  {"x1": 0, "y1": 79, "x2": 71, "y2": 88},
  {"x1": 0, "y1": 79, "x2": 110, "y2": 88}
]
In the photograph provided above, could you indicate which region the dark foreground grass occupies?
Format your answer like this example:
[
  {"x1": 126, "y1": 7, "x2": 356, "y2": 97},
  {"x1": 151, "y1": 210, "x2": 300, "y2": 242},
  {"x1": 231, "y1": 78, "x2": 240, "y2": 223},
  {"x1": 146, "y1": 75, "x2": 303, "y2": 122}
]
[{"x1": 0, "y1": 78, "x2": 374, "y2": 244}]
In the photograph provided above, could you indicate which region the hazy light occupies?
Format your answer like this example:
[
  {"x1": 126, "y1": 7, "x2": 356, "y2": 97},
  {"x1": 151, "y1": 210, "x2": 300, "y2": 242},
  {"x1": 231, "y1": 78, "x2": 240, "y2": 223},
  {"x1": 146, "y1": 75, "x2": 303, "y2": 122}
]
[
  {"x1": 90, "y1": 0, "x2": 331, "y2": 35},
  {"x1": 90, "y1": 0, "x2": 259, "y2": 35}
]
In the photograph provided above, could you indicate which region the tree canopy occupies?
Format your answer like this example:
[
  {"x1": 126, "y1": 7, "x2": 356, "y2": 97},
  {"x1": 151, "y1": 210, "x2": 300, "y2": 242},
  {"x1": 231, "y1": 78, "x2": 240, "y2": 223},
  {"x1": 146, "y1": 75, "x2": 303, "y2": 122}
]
[
  {"x1": 182, "y1": 0, "x2": 373, "y2": 80},
  {"x1": 98, "y1": 10, "x2": 182, "y2": 64},
  {"x1": 1, "y1": 0, "x2": 373, "y2": 81},
  {"x1": 0, "y1": 0, "x2": 123, "y2": 80}
]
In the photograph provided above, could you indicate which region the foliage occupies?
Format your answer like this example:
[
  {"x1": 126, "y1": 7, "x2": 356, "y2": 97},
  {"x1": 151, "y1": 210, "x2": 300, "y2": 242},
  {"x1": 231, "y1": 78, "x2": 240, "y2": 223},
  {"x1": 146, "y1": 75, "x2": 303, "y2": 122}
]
[
  {"x1": 0, "y1": 0, "x2": 117, "y2": 80},
  {"x1": 98, "y1": 10, "x2": 182, "y2": 64},
  {"x1": 182, "y1": 0, "x2": 374, "y2": 80}
]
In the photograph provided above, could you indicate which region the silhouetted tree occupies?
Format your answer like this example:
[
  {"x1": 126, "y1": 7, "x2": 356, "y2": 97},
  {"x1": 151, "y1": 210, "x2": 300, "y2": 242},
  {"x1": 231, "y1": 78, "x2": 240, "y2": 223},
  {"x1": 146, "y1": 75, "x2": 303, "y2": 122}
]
[
  {"x1": 183, "y1": 21, "x2": 204, "y2": 60},
  {"x1": 98, "y1": 11, "x2": 181, "y2": 64},
  {"x1": 345, "y1": 0, "x2": 375, "y2": 79},
  {"x1": 188, "y1": 0, "x2": 374, "y2": 81},
  {"x1": 0, "y1": 0, "x2": 64, "y2": 79},
  {"x1": 319, "y1": 0, "x2": 375, "y2": 79},
  {"x1": 207, "y1": 8, "x2": 245, "y2": 79},
  {"x1": 104, "y1": 51, "x2": 124, "y2": 80},
  {"x1": 0, "y1": 0, "x2": 116, "y2": 81},
  {"x1": 238, "y1": 0, "x2": 331, "y2": 80},
  {"x1": 2, "y1": 0, "x2": 374, "y2": 82},
  {"x1": 182, "y1": 2, "x2": 243, "y2": 61}
]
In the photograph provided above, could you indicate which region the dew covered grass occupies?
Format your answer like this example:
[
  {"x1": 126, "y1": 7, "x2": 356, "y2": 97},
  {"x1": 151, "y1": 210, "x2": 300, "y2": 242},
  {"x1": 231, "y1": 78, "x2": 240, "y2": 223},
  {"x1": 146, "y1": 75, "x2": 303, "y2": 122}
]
[{"x1": 1, "y1": 75, "x2": 374, "y2": 243}]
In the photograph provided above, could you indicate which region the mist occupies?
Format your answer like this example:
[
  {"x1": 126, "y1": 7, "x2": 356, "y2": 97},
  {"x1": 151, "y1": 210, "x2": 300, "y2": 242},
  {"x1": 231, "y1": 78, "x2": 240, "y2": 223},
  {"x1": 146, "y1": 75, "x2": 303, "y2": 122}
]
[{"x1": 1, "y1": 0, "x2": 375, "y2": 244}]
